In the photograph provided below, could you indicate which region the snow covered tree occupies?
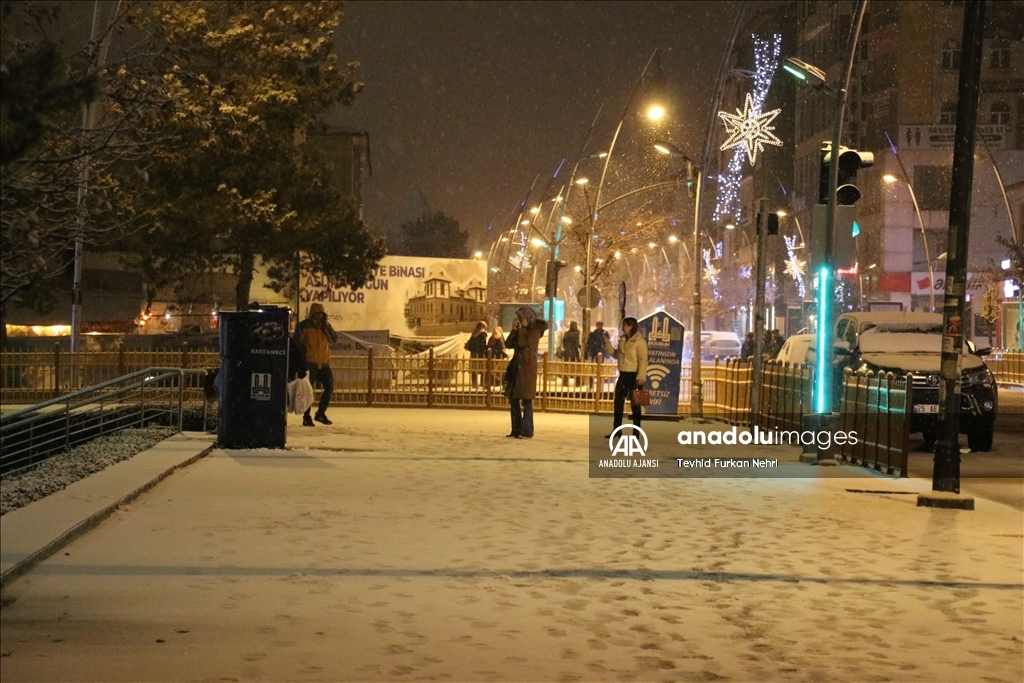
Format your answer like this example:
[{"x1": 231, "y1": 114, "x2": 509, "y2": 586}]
[{"x1": 124, "y1": 1, "x2": 383, "y2": 310}]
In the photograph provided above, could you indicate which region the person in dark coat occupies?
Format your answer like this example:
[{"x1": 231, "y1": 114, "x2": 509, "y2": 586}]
[
  {"x1": 487, "y1": 326, "x2": 507, "y2": 388},
  {"x1": 560, "y1": 321, "x2": 581, "y2": 362},
  {"x1": 585, "y1": 321, "x2": 610, "y2": 362},
  {"x1": 465, "y1": 320, "x2": 488, "y2": 387},
  {"x1": 487, "y1": 326, "x2": 507, "y2": 359},
  {"x1": 503, "y1": 306, "x2": 548, "y2": 439},
  {"x1": 741, "y1": 332, "x2": 755, "y2": 362}
]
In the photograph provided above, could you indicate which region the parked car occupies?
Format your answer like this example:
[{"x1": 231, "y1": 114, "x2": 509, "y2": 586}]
[
  {"x1": 830, "y1": 312, "x2": 998, "y2": 451},
  {"x1": 775, "y1": 333, "x2": 817, "y2": 365},
  {"x1": 683, "y1": 331, "x2": 742, "y2": 360}
]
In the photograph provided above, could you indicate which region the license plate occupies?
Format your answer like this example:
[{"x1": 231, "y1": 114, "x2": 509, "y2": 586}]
[{"x1": 913, "y1": 404, "x2": 939, "y2": 414}]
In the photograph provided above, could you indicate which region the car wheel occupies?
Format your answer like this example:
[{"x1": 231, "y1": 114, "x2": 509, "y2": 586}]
[
  {"x1": 921, "y1": 429, "x2": 937, "y2": 452},
  {"x1": 967, "y1": 423, "x2": 994, "y2": 452}
]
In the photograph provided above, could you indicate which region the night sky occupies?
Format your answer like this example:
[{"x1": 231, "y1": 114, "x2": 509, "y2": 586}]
[{"x1": 329, "y1": 1, "x2": 742, "y2": 250}]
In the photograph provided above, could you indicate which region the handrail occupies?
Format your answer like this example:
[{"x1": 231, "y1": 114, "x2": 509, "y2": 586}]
[
  {"x1": 0, "y1": 367, "x2": 185, "y2": 424},
  {"x1": 1, "y1": 367, "x2": 210, "y2": 477}
]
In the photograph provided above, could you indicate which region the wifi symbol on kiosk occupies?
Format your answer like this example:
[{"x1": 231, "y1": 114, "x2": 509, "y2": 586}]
[{"x1": 646, "y1": 365, "x2": 670, "y2": 389}]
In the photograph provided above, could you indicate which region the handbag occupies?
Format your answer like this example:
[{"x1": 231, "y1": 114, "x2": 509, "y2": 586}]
[{"x1": 630, "y1": 388, "x2": 651, "y2": 407}]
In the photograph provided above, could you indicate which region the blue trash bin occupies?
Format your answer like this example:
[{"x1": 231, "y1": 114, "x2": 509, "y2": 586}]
[{"x1": 218, "y1": 307, "x2": 289, "y2": 449}]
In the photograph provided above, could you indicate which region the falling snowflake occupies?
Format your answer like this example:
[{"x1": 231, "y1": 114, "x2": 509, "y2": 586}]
[{"x1": 718, "y1": 93, "x2": 783, "y2": 167}]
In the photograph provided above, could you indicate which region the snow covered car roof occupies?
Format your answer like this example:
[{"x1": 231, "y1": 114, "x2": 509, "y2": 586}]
[
  {"x1": 858, "y1": 329, "x2": 985, "y2": 374},
  {"x1": 841, "y1": 311, "x2": 943, "y2": 333}
]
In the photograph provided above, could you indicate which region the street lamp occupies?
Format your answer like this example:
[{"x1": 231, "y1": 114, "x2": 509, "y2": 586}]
[
  {"x1": 883, "y1": 173, "x2": 935, "y2": 312},
  {"x1": 775, "y1": 210, "x2": 806, "y2": 248},
  {"x1": 653, "y1": 138, "x2": 705, "y2": 416}
]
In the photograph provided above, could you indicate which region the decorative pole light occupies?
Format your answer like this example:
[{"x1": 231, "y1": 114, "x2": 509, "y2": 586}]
[
  {"x1": 783, "y1": 234, "x2": 807, "y2": 298},
  {"x1": 714, "y1": 34, "x2": 782, "y2": 224},
  {"x1": 718, "y1": 93, "x2": 783, "y2": 167}
]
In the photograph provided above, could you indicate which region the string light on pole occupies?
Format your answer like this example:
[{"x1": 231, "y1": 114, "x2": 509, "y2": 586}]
[
  {"x1": 714, "y1": 34, "x2": 782, "y2": 223},
  {"x1": 783, "y1": 234, "x2": 807, "y2": 298}
]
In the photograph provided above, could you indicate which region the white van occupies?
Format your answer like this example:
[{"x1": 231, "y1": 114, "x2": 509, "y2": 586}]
[{"x1": 682, "y1": 331, "x2": 742, "y2": 360}]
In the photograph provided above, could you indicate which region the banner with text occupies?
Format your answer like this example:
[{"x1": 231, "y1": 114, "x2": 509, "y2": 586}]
[{"x1": 300, "y1": 255, "x2": 488, "y2": 337}]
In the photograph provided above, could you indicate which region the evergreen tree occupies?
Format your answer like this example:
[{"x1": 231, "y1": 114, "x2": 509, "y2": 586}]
[{"x1": 125, "y1": 1, "x2": 383, "y2": 310}]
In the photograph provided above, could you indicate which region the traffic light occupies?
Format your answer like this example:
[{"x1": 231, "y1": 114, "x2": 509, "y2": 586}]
[
  {"x1": 686, "y1": 160, "x2": 697, "y2": 198},
  {"x1": 545, "y1": 259, "x2": 567, "y2": 298},
  {"x1": 818, "y1": 144, "x2": 874, "y2": 205}
]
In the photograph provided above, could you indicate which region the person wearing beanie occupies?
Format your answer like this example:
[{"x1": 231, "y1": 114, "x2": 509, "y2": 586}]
[{"x1": 293, "y1": 302, "x2": 337, "y2": 426}]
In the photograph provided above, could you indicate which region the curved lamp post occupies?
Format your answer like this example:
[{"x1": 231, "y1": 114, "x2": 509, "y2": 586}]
[
  {"x1": 977, "y1": 135, "x2": 1023, "y2": 350},
  {"x1": 585, "y1": 49, "x2": 664, "y2": 336},
  {"x1": 883, "y1": 173, "x2": 935, "y2": 311},
  {"x1": 775, "y1": 210, "x2": 805, "y2": 248},
  {"x1": 654, "y1": 139, "x2": 706, "y2": 412}
]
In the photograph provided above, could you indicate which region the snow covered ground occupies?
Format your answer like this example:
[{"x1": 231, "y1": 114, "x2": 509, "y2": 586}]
[
  {"x1": 0, "y1": 427, "x2": 175, "y2": 515},
  {"x1": 0, "y1": 408, "x2": 1021, "y2": 682}
]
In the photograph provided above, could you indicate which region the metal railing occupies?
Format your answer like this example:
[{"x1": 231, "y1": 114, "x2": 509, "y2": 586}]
[
  {"x1": 0, "y1": 367, "x2": 208, "y2": 477},
  {"x1": 986, "y1": 349, "x2": 1024, "y2": 386},
  {"x1": 836, "y1": 369, "x2": 912, "y2": 476},
  {"x1": 0, "y1": 344, "x2": 215, "y2": 403}
]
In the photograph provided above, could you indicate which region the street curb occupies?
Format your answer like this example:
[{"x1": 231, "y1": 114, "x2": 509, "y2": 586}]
[{"x1": 0, "y1": 443, "x2": 216, "y2": 589}]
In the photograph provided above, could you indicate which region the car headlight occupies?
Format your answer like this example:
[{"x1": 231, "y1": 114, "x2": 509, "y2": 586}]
[{"x1": 962, "y1": 368, "x2": 994, "y2": 387}]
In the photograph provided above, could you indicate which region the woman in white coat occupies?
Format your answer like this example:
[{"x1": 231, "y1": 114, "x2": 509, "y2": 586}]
[{"x1": 604, "y1": 317, "x2": 648, "y2": 436}]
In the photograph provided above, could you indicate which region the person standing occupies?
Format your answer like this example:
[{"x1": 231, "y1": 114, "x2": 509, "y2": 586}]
[
  {"x1": 561, "y1": 321, "x2": 581, "y2": 362},
  {"x1": 487, "y1": 326, "x2": 507, "y2": 388},
  {"x1": 741, "y1": 332, "x2": 755, "y2": 362},
  {"x1": 604, "y1": 317, "x2": 648, "y2": 436},
  {"x1": 585, "y1": 321, "x2": 610, "y2": 362},
  {"x1": 487, "y1": 326, "x2": 507, "y2": 360},
  {"x1": 504, "y1": 307, "x2": 548, "y2": 439},
  {"x1": 465, "y1": 320, "x2": 488, "y2": 387},
  {"x1": 294, "y1": 302, "x2": 337, "y2": 426}
]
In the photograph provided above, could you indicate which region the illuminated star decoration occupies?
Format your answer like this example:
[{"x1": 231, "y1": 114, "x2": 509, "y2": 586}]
[
  {"x1": 719, "y1": 93, "x2": 783, "y2": 166},
  {"x1": 783, "y1": 234, "x2": 806, "y2": 298},
  {"x1": 714, "y1": 34, "x2": 781, "y2": 224}
]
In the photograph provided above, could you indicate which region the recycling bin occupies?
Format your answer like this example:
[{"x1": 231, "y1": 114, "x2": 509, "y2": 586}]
[{"x1": 218, "y1": 307, "x2": 289, "y2": 448}]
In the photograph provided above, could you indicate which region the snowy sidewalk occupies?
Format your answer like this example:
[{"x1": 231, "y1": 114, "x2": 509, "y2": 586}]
[
  {"x1": 0, "y1": 431, "x2": 216, "y2": 586},
  {"x1": 0, "y1": 408, "x2": 1021, "y2": 682}
]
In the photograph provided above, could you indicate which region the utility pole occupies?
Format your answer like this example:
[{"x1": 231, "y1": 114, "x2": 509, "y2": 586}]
[
  {"x1": 749, "y1": 200, "x2": 769, "y2": 425},
  {"x1": 924, "y1": 0, "x2": 985, "y2": 509}
]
